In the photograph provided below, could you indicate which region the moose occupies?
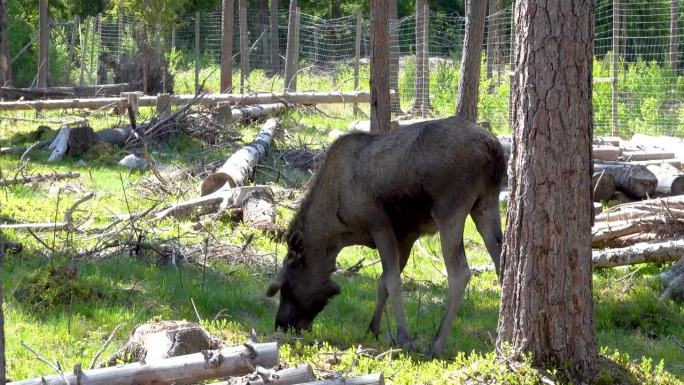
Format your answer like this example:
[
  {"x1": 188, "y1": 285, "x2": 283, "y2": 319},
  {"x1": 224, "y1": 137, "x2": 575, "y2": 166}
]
[{"x1": 266, "y1": 116, "x2": 506, "y2": 356}]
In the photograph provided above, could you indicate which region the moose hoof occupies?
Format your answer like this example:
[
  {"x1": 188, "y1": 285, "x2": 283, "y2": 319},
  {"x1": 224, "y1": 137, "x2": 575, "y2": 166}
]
[
  {"x1": 367, "y1": 321, "x2": 380, "y2": 339},
  {"x1": 427, "y1": 338, "x2": 446, "y2": 358},
  {"x1": 397, "y1": 333, "x2": 414, "y2": 351}
]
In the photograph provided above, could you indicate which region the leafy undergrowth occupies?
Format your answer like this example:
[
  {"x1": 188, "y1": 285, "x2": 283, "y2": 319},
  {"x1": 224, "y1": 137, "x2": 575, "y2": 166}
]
[{"x1": 1, "y1": 109, "x2": 683, "y2": 384}]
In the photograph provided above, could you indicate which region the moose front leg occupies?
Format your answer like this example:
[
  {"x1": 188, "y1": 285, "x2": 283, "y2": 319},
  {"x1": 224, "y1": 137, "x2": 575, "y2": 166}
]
[
  {"x1": 369, "y1": 236, "x2": 415, "y2": 338},
  {"x1": 370, "y1": 221, "x2": 412, "y2": 349}
]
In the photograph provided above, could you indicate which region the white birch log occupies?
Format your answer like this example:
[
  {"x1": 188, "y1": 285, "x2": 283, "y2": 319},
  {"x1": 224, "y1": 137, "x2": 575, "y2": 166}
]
[
  {"x1": 296, "y1": 374, "x2": 384, "y2": 385},
  {"x1": 646, "y1": 164, "x2": 684, "y2": 196},
  {"x1": 8, "y1": 342, "x2": 279, "y2": 385},
  {"x1": 211, "y1": 364, "x2": 315, "y2": 385},
  {"x1": 592, "y1": 240, "x2": 684, "y2": 268},
  {"x1": 48, "y1": 126, "x2": 71, "y2": 161},
  {"x1": 201, "y1": 119, "x2": 278, "y2": 196},
  {"x1": 155, "y1": 186, "x2": 272, "y2": 221}
]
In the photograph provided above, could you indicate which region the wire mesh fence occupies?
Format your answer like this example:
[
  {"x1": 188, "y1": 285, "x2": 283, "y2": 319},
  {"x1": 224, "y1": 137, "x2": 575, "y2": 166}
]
[{"x1": 6, "y1": 0, "x2": 684, "y2": 137}]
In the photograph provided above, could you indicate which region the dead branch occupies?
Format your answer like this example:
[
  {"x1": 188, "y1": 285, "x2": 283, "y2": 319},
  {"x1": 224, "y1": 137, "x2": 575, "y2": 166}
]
[
  {"x1": 1, "y1": 192, "x2": 94, "y2": 231},
  {"x1": 0, "y1": 171, "x2": 80, "y2": 187}
]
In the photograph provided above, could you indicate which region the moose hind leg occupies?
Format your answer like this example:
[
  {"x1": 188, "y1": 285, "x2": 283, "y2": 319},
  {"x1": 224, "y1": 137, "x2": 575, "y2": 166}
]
[
  {"x1": 471, "y1": 192, "x2": 503, "y2": 277},
  {"x1": 369, "y1": 237, "x2": 415, "y2": 338},
  {"x1": 427, "y1": 213, "x2": 471, "y2": 357}
]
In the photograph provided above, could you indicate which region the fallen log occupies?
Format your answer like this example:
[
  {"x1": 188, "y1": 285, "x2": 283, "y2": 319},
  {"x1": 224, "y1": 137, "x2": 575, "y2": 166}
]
[
  {"x1": 594, "y1": 161, "x2": 657, "y2": 198},
  {"x1": 592, "y1": 240, "x2": 684, "y2": 268},
  {"x1": 0, "y1": 91, "x2": 381, "y2": 111},
  {"x1": 593, "y1": 146, "x2": 621, "y2": 161},
  {"x1": 297, "y1": 374, "x2": 384, "y2": 385},
  {"x1": 155, "y1": 186, "x2": 272, "y2": 221},
  {"x1": 592, "y1": 171, "x2": 616, "y2": 202},
  {"x1": 242, "y1": 188, "x2": 276, "y2": 225},
  {"x1": 211, "y1": 365, "x2": 315, "y2": 385},
  {"x1": 621, "y1": 150, "x2": 676, "y2": 162},
  {"x1": 217, "y1": 103, "x2": 287, "y2": 124},
  {"x1": 629, "y1": 159, "x2": 682, "y2": 170},
  {"x1": 629, "y1": 133, "x2": 684, "y2": 159},
  {"x1": 0, "y1": 84, "x2": 131, "y2": 100},
  {"x1": 593, "y1": 136, "x2": 621, "y2": 147},
  {"x1": 201, "y1": 119, "x2": 279, "y2": 196},
  {"x1": 0, "y1": 171, "x2": 79, "y2": 187},
  {"x1": 646, "y1": 164, "x2": 684, "y2": 196},
  {"x1": 592, "y1": 195, "x2": 684, "y2": 247},
  {"x1": 659, "y1": 257, "x2": 684, "y2": 301},
  {"x1": 8, "y1": 342, "x2": 279, "y2": 385}
]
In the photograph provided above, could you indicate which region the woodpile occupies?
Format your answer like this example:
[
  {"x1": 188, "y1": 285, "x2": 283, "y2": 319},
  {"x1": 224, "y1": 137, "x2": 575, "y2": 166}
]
[{"x1": 9, "y1": 321, "x2": 383, "y2": 385}]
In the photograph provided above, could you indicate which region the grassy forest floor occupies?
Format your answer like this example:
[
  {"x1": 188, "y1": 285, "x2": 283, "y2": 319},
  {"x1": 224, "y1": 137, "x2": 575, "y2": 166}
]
[{"x1": 0, "y1": 79, "x2": 683, "y2": 384}]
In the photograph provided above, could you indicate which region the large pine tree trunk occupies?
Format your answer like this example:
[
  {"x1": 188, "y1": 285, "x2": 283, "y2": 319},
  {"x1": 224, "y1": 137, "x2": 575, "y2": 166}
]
[
  {"x1": 496, "y1": 0, "x2": 598, "y2": 382},
  {"x1": 455, "y1": 0, "x2": 487, "y2": 121}
]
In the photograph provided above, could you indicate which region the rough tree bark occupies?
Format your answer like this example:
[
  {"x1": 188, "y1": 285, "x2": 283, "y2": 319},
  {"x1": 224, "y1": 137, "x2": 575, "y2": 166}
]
[
  {"x1": 455, "y1": 0, "x2": 487, "y2": 121},
  {"x1": 370, "y1": 0, "x2": 390, "y2": 133},
  {"x1": 0, "y1": 238, "x2": 5, "y2": 385},
  {"x1": 496, "y1": 0, "x2": 598, "y2": 383}
]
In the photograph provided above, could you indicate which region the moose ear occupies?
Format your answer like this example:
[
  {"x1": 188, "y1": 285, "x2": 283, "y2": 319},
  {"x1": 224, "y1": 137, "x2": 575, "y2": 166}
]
[
  {"x1": 266, "y1": 280, "x2": 281, "y2": 297},
  {"x1": 287, "y1": 230, "x2": 304, "y2": 253}
]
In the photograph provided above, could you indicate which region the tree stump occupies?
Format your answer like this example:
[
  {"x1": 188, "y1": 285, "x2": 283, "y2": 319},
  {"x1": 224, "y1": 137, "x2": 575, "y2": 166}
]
[{"x1": 104, "y1": 320, "x2": 222, "y2": 367}]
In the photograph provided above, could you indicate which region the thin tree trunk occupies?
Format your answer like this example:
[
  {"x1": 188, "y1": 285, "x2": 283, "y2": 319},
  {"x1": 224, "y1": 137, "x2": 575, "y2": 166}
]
[
  {"x1": 239, "y1": 0, "x2": 249, "y2": 93},
  {"x1": 389, "y1": 0, "x2": 402, "y2": 113},
  {"x1": 370, "y1": 0, "x2": 390, "y2": 133},
  {"x1": 221, "y1": 0, "x2": 234, "y2": 92},
  {"x1": 270, "y1": 0, "x2": 280, "y2": 74},
  {"x1": 455, "y1": 0, "x2": 487, "y2": 121},
  {"x1": 485, "y1": 0, "x2": 495, "y2": 79},
  {"x1": 38, "y1": 0, "x2": 49, "y2": 87},
  {"x1": 412, "y1": 0, "x2": 425, "y2": 112},
  {"x1": 0, "y1": 0, "x2": 10, "y2": 87},
  {"x1": 283, "y1": 0, "x2": 298, "y2": 91},
  {"x1": 496, "y1": 0, "x2": 598, "y2": 382},
  {"x1": 671, "y1": 0, "x2": 679, "y2": 71}
]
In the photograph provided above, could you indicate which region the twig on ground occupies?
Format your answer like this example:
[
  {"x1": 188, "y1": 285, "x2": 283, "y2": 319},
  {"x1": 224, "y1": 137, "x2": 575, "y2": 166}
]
[
  {"x1": 21, "y1": 340, "x2": 72, "y2": 385},
  {"x1": 89, "y1": 324, "x2": 123, "y2": 369}
]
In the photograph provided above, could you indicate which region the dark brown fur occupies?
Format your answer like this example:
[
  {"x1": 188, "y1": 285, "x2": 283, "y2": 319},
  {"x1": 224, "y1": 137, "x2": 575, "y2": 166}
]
[{"x1": 267, "y1": 116, "x2": 505, "y2": 355}]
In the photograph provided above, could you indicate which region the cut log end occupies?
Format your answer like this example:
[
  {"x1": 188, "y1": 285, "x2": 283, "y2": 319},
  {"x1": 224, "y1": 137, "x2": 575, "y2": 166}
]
[{"x1": 201, "y1": 173, "x2": 239, "y2": 196}]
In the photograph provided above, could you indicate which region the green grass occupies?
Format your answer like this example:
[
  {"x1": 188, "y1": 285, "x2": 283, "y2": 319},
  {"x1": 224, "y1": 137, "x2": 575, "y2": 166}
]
[{"x1": 1, "y1": 90, "x2": 683, "y2": 385}]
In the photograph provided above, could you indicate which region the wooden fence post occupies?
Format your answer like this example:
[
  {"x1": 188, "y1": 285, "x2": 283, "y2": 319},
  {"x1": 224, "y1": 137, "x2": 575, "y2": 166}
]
[
  {"x1": 283, "y1": 0, "x2": 298, "y2": 91},
  {"x1": 412, "y1": 0, "x2": 425, "y2": 112},
  {"x1": 370, "y1": 0, "x2": 390, "y2": 133},
  {"x1": 171, "y1": 24, "x2": 176, "y2": 51},
  {"x1": 612, "y1": 0, "x2": 620, "y2": 137},
  {"x1": 422, "y1": 2, "x2": 430, "y2": 111},
  {"x1": 353, "y1": 10, "x2": 362, "y2": 116},
  {"x1": 239, "y1": 0, "x2": 249, "y2": 93},
  {"x1": 66, "y1": 16, "x2": 78, "y2": 84},
  {"x1": 38, "y1": 0, "x2": 48, "y2": 88},
  {"x1": 195, "y1": 12, "x2": 201, "y2": 94},
  {"x1": 270, "y1": 0, "x2": 280, "y2": 73},
  {"x1": 79, "y1": 16, "x2": 87, "y2": 85},
  {"x1": 221, "y1": 0, "x2": 234, "y2": 92}
]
